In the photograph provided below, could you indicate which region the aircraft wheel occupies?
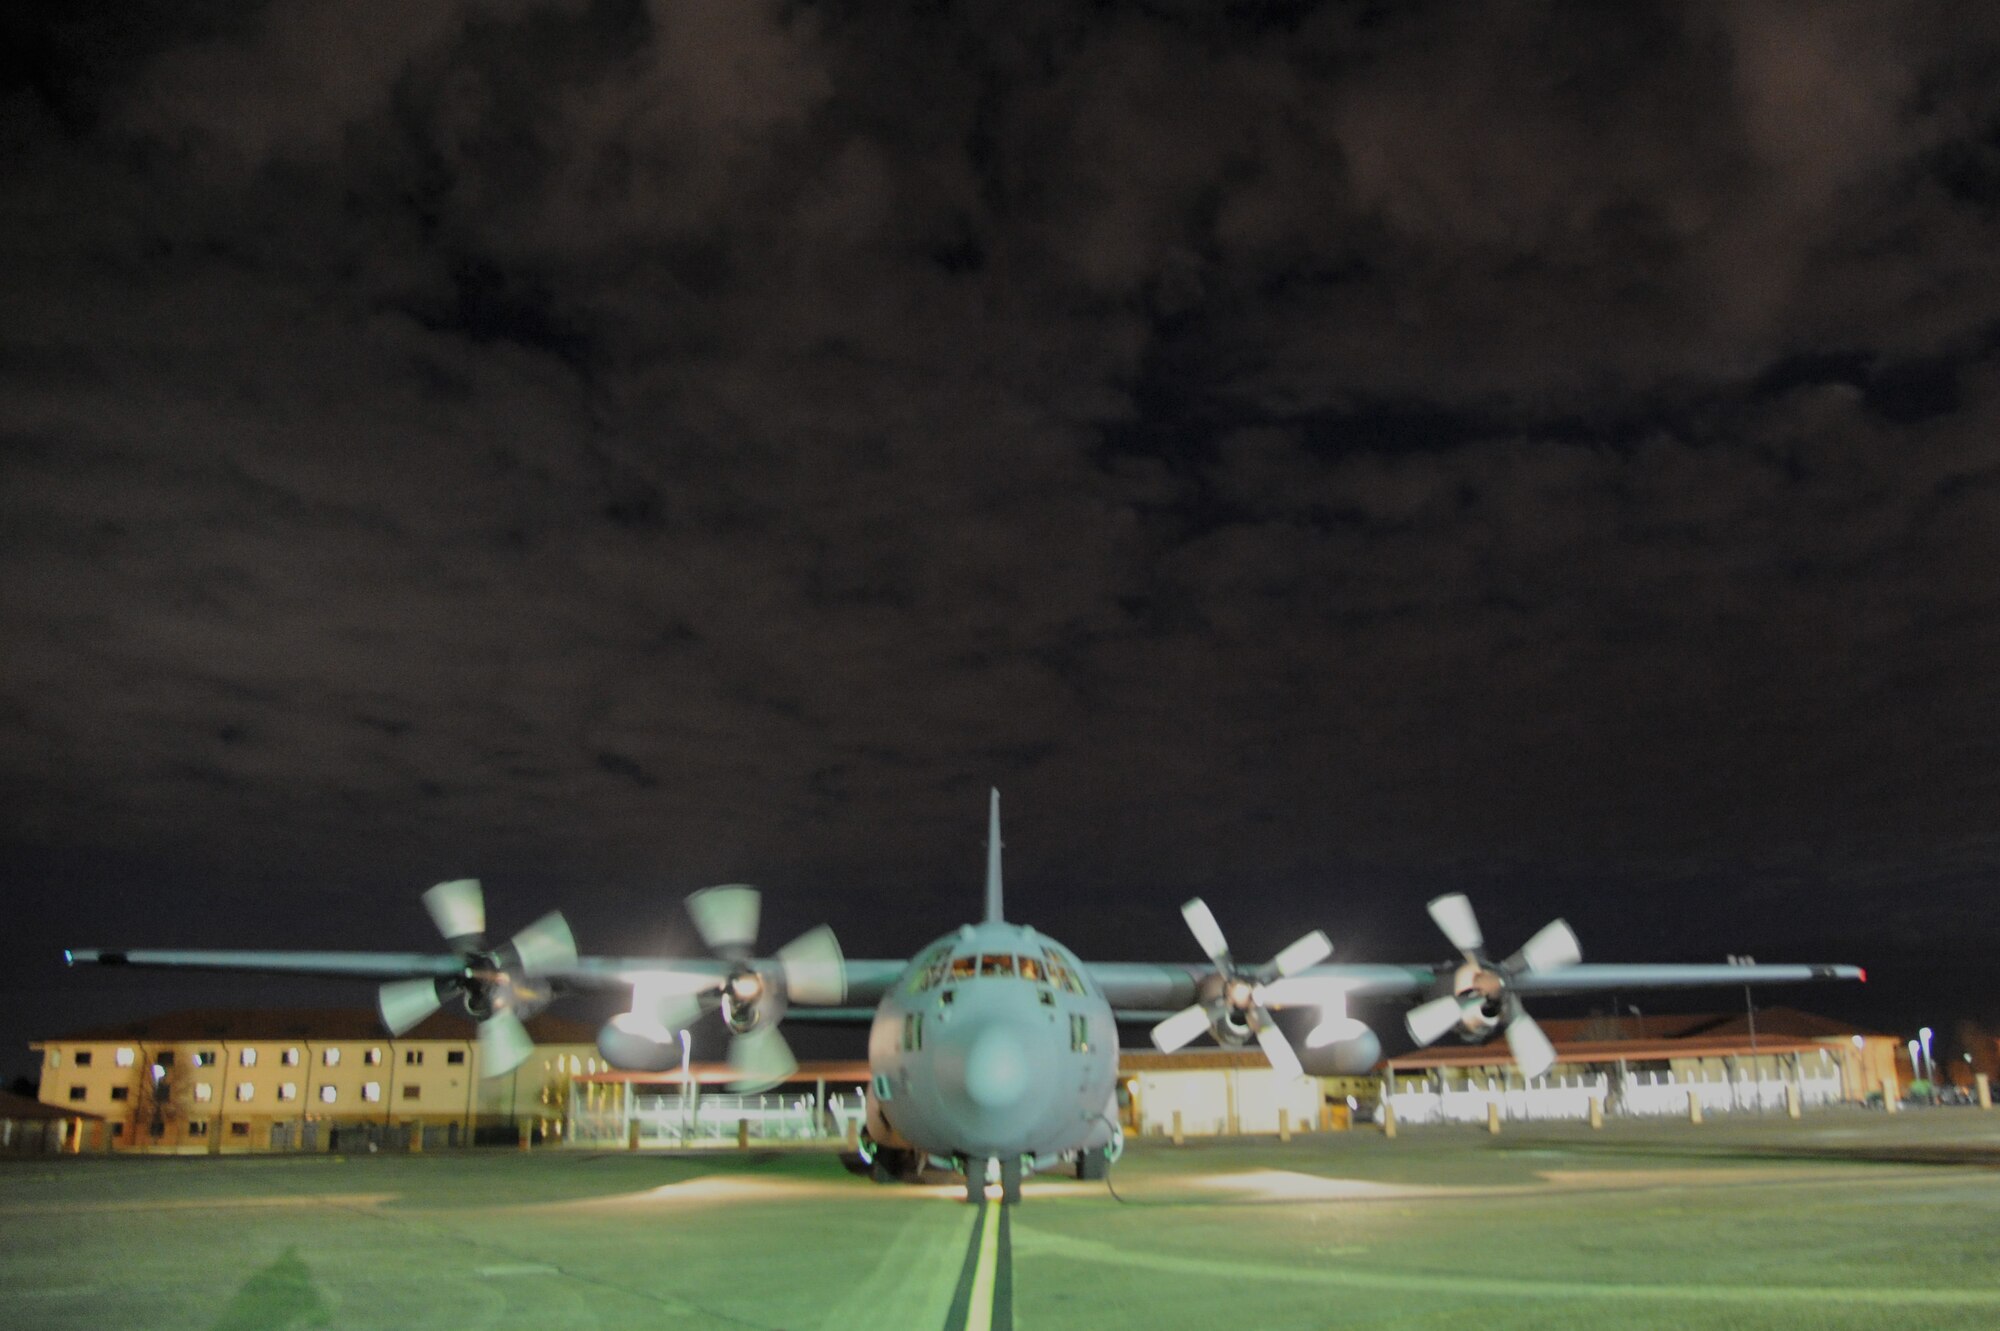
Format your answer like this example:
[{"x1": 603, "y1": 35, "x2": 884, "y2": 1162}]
[{"x1": 1074, "y1": 1146, "x2": 1109, "y2": 1180}]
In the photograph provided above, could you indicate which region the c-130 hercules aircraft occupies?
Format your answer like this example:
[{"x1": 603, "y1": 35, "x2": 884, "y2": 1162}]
[{"x1": 67, "y1": 790, "x2": 1863, "y2": 1204}]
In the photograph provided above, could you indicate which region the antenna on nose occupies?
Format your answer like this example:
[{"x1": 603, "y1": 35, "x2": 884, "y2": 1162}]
[{"x1": 985, "y1": 788, "x2": 1005, "y2": 924}]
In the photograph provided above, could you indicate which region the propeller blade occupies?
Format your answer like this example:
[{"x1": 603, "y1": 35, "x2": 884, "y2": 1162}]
[
  {"x1": 423, "y1": 879, "x2": 486, "y2": 947},
  {"x1": 1406, "y1": 992, "x2": 1469, "y2": 1046},
  {"x1": 1506, "y1": 1010, "x2": 1559, "y2": 1081},
  {"x1": 1426, "y1": 893, "x2": 1483, "y2": 957},
  {"x1": 1181, "y1": 898, "x2": 1231, "y2": 967},
  {"x1": 775, "y1": 924, "x2": 846, "y2": 1006},
  {"x1": 1507, "y1": 918, "x2": 1581, "y2": 974},
  {"x1": 378, "y1": 978, "x2": 444, "y2": 1036},
  {"x1": 509, "y1": 911, "x2": 578, "y2": 976},
  {"x1": 727, "y1": 1025, "x2": 797, "y2": 1091},
  {"x1": 1253, "y1": 1014, "x2": 1304, "y2": 1080},
  {"x1": 1268, "y1": 929, "x2": 1333, "y2": 978},
  {"x1": 1150, "y1": 1004, "x2": 1213, "y2": 1054},
  {"x1": 687, "y1": 884, "x2": 761, "y2": 959},
  {"x1": 478, "y1": 1010, "x2": 535, "y2": 1077}
]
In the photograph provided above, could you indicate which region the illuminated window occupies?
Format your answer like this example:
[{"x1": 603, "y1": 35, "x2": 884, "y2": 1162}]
[
  {"x1": 403, "y1": 1050, "x2": 423, "y2": 1066},
  {"x1": 283, "y1": 1048, "x2": 300, "y2": 1066},
  {"x1": 949, "y1": 956, "x2": 977, "y2": 981},
  {"x1": 68, "y1": 1086, "x2": 86, "y2": 1102},
  {"x1": 1070, "y1": 1014, "x2": 1090, "y2": 1053},
  {"x1": 73, "y1": 1051, "x2": 92, "y2": 1068},
  {"x1": 110, "y1": 1087, "x2": 129, "y2": 1102},
  {"x1": 323, "y1": 1049, "x2": 340, "y2": 1067},
  {"x1": 46, "y1": 1050, "x2": 60, "y2": 1069},
  {"x1": 240, "y1": 1048, "x2": 257, "y2": 1067},
  {"x1": 194, "y1": 1083, "x2": 213, "y2": 1103},
  {"x1": 362, "y1": 1083, "x2": 381, "y2": 1103},
  {"x1": 236, "y1": 1083, "x2": 254, "y2": 1101},
  {"x1": 319, "y1": 1085, "x2": 337, "y2": 1104},
  {"x1": 1018, "y1": 956, "x2": 1044, "y2": 983},
  {"x1": 402, "y1": 1085, "x2": 421, "y2": 1101},
  {"x1": 116, "y1": 1046, "x2": 135, "y2": 1067},
  {"x1": 193, "y1": 1050, "x2": 216, "y2": 1067},
  {"x1": 278, "y1": 1083, "x2": 297, "y2": 1102},
  {"x1": 446, "y1": 1051, "x2": 464, "y2": 1066},
  {"x1": 366, "y1": 1048, "x2": 383, "y2": 1065},
  {"x1": 980, "y1": 954, "x2": 1015, "y2": 978}
]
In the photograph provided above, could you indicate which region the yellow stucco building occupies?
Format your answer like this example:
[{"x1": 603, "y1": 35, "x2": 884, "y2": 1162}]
[{"x1": 33, "y1": 1008, "x2": 598, "y2": 1151}]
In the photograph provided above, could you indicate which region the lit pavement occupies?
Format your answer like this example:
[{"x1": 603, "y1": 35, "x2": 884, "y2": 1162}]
[{"x1": 4, "y1": 1111, "x2": 1997, "y2": 1329}]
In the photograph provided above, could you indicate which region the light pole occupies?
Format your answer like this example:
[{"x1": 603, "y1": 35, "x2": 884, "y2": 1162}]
[
  {"x1": 678, "y1": 1028, "x2": 692, "y2": 1141},
  {"x1": 1918, "y1": 1027, "x2": 1934, "y2": 1090},
  {"x1": 1907, "y1": 1039, "x2": 1921, "y2": 1096}
]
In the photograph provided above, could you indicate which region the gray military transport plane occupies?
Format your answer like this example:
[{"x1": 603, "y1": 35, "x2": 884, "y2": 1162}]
[{"x1": 66, "y1": 790, "x2": 1864, "y2": 1204}]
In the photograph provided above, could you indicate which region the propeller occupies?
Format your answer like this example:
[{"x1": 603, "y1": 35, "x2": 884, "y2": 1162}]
[
  {"x1": 1148, "y1": 899, "x2": 1332, "y2": 1080},
  {"x1": 682, "y1": 885, "x2": 846, "y2": 1092},
  {"x1": 376, "y1": 879, "x2": 578, "y2": 1078},
  {"x1": 1403, "y1": 893, "x2": 1580, "y2": 1080}
]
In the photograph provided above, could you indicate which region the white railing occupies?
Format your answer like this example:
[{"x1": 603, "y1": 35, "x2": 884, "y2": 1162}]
[
  {"x1": 565, "y1": 1089, "x2": 864, "y2": 1147},
  {"x1": 1387, "y1": 1067, "x2": 1847, "y2": 1124}
]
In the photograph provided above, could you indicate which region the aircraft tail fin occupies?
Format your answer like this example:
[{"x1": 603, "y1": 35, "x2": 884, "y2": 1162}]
[{"x1": 985, "y1": 788, "x2": 1004, "y2": 924}]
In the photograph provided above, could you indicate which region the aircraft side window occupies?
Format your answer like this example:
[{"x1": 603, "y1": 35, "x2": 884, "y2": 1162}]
[
  {"x1": 1070, "y1": 1013, "x2": 1091, "y2": 1052},
  {"x1": 1017, "y1": 956, "x2": 1044, "y2": 983},
  {"x1": 901, "y1": 1013, "x2": 923, "y2": 1051},
  {"x1": 980, "y1": 953, "x2": 1015, "y2": 978},
  {"x1": 949, "y1": 956, "x2": 977, "y2": 981},
  {"x1": 1060, "y1": 965, "x2": 1085, "y2": 995}
]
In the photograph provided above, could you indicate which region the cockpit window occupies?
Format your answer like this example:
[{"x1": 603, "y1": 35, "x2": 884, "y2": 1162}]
[
  {"x1": 949, "y1": 955, "x2": 977, "y2": 981},
  {"x1": 980, "y1": 953, "x2": 1015, "y2": 978},
  {"x1": 1018, "y1": 956, "x2": 1044, "y2": 983}
]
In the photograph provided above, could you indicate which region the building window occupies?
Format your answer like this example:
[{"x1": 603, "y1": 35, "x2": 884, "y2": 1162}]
[
  {"x1": 401, "y1": 1085, "x2": 421, "y2": 1101},
  {"x1": 279, "y1": 1083, "x2": 297, "y2": 1102},
  {"x1": 46, "y1": 1050, "x2": 61, "y2": 1069},
  {"x1": 446, "y1": 1051, "x2": 464, "y2": 1065},
  {"x1": 68, "y1": 1086, "x2": 86, "y2": 1102},
  {"x1": 366, "y1": 1048, "x2": 382, "y2": 1066},
  {"x1": 111, "y1": 1087, "x2": 129, "y2": 1102},
  {"x1": 193, "y1": 1050, "x2": 216, "y2": 1067},
  {"x1": 319, "y1": 1085, "x2": 337, "y2": 1104},
  {"x1": 363, "y1": 1082, "x2": 382, "y2": 1102},
  {"x1": 157, "y1": 1052, "x2": 175, "y2": 1068},
  {"x1": 236, "y1": 1083, "x2": 255, "y2": 1101},
  {"x1": 283, "y1": 1048, "x2": 299, "y2": 1066},
  {"x1": 323, "y1": 1049, "x2": 340, "y2": 1067},
  {"x1": 230, "y1": 1122, "x2": 249, "y2": 1138},
  {"x1": 74, "y1": 1050, "x2": 93, "y2": 1068},
  {"x1": 194, "y1": 1083, "x2": 213, "y2": 1103},
  {"x1": 404, "y1": 1049, "x2": 423, "y2": 1066},
  {"x1": 116, "y1": 1047, "x2": 135, "y2": 1067},
  {"x1": 188, "y1": 1121, "x2": 208, "y2": 1137},
  {"x1": 240, "y1": 1049, "x2": 257, "y2": 1067},
  {"x1": 110, "y1": 1123, "x2": 123, "y2": 1137}
]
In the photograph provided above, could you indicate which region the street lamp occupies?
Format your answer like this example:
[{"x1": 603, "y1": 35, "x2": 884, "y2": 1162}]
[
  {"x1": 1918, "y1": 1027, "x2": 1934, "y2": 1085},
  {"x1": 677, "y1": 1028, "x2": 692, "y2": 1140},
  {"x1": 1907, "y1": 1039, "x2": 1922, "y2": 1094}
]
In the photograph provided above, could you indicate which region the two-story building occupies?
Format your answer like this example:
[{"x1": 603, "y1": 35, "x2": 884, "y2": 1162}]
[{"x1": 33, "y1": 1007, "x2": 598, "y2": 1151}]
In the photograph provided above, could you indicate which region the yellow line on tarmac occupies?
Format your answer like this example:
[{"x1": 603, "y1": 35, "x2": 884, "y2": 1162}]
[{"x1": 963, "y1": 1198, "x2": 1003, "y2": 1331}]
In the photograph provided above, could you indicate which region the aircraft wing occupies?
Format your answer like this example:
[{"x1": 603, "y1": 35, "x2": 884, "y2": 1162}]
[
  {"x1": 1506, "y1": 962, "x2": 1864, "y2": 994},
  {"x1": 1083, "y1": 961, "x2": 1439, "y2": 1012}
]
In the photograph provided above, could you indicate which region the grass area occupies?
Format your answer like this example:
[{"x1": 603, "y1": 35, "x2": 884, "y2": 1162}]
[{"x1": 3, "y1": 1110, "x2": 1996, "y2": 1329}]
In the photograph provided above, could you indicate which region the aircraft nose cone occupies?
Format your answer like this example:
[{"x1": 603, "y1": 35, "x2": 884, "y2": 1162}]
[{"x1": 962, "y1": 1027, "x2": 1029, "y2": 1109}]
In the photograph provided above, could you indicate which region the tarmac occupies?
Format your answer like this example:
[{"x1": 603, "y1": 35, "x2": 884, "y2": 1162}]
[{"x1": 3, "y1": 1108, "x2": 1998, "y2": 1329}]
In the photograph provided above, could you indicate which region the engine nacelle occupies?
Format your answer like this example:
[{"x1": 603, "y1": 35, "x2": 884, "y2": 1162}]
[
  {"x1": 1196, "y1": 973, "x2": 1253, "y2": 1047},
  {"x1": 1302, "y1": 1018, "x2": 1382, "y2": 1075},
  {"x1": 596, "y1": 1014, "x2": 681, "y2": 1072},
  {"x1": 1450, "y1": 962, "x2": 1506, "y2": 1038}
]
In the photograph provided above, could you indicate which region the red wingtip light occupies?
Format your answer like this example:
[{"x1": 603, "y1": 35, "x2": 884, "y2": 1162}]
[{"x1": 1858, "y1": 968, "x2": 1868, "y2": 983}]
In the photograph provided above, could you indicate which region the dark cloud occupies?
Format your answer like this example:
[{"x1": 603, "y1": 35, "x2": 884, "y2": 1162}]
[{"x1": 6, "y1": 1, "x2": 2000, "y2": 1073}]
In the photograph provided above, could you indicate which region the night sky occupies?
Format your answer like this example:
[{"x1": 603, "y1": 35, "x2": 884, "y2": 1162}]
[{"x1": 7, "y1": 2, "x2": 2000, "y2": 1083}]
